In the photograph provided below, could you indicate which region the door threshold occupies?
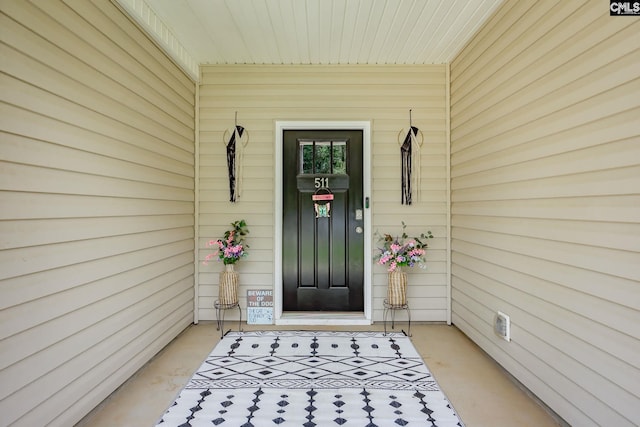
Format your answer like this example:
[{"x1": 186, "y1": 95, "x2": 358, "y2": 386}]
[{"x1": 276, "y1": 312, "x2": 372, "y2": 326}]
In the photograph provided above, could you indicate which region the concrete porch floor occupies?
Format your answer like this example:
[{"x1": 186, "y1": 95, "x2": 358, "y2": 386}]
[{"x1": 76, "y1": 322, "x2": 561, "y2": 427}]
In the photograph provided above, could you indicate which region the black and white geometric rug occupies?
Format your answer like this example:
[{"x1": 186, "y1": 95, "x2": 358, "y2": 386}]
[{"x1": 156, "y1": 331, "x2": 464, "y2": 426}]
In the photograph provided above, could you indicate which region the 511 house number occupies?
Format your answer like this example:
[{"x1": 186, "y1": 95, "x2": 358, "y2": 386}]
[{"x1": 314, "y1": 177, "x2": 329, "y2": 188}]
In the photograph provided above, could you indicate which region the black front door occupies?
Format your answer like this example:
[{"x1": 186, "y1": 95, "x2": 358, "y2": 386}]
[{"x1": 282, "y1": 129, "x2": 364, "y2": 311}]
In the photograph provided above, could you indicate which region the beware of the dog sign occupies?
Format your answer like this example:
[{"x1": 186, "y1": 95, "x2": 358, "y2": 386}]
[{"x1": 247, "y1": 289, "x2": 273, "y2": 324}]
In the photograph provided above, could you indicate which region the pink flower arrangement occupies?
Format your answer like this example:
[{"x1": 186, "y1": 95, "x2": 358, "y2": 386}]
[
  {"x1": 203, "y1": 219, "x2": 249, "y2": 265},
  {"x1": 374, "y1": 222, "x2": 433, "y2": 272}
]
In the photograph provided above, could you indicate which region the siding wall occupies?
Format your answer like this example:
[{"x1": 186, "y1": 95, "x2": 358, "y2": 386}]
[
  {"x1": 0, "y1": 1, "x2": 195, "y2": 426},
  {"x1": 450, "y1": 1, "x2": 640, "y2": 426},
  {"x1": 198, "y1": 65, "x2": 448, "y2": 322}
]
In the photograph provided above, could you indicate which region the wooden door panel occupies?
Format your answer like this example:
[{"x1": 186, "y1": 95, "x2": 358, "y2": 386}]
[{"x1": 282, "y1": 129, "x2": 363, "y2": 311}]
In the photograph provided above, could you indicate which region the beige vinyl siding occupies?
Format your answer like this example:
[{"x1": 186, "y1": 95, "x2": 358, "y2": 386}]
[
  {"x1": 0, "y1": 1, "x2": 195, "y2": 426},
  {"x1": 450, "y1": 1, "x2": 640, "y2": 426},
  {"x1": 198, "y1": 65, "x2": 448, "y2": 321}
]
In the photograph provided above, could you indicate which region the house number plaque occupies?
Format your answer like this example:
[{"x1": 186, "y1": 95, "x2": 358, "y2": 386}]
[{"x1": 314, "y1": 177, "x2": 329, "y2": 188}]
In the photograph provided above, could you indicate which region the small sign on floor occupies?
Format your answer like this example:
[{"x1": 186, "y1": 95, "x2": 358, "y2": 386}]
[{"x1": 246, "y1": 289, "x2": 274, "y2": 324}]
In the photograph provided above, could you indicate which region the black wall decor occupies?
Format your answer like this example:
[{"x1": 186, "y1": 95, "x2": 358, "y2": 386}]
[
  {"x1": 224, "y1": 112, "x2": 248, "y2": 203},
  {"x1": 399, "y1": 110, "x2": 422, "y2": 205},
  {"x1": 225, "y1": 125, "x2": 245, "y2": 202}
]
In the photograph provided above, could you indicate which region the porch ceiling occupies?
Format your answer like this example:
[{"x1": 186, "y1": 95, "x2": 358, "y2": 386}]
[{"x1": 115, "y1": 0, "x2": 503, "y2": 81}]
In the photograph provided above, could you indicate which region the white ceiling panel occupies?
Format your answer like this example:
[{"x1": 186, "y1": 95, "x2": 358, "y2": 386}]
[{"x1": 116, "y1": 0, "x2": 503, "y2": 80}]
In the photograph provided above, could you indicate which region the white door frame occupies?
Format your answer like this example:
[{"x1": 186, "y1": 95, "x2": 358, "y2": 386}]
[{"x1": 274, "y1": 121, "x2": 372, "y2": 325}]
